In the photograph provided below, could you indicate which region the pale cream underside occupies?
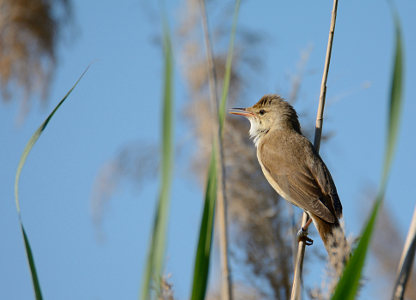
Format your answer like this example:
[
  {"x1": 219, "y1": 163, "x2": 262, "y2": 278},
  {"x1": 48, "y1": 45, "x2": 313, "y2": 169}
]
[{"x1": 256, "y1": 146, "x2": 294, "y2": 205}]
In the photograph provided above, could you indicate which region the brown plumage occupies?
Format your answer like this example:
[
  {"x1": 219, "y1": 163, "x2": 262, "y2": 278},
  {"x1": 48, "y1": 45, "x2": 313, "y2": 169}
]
[{"x1": 230, "y1": 94, "x2": 347, "y2": 266}]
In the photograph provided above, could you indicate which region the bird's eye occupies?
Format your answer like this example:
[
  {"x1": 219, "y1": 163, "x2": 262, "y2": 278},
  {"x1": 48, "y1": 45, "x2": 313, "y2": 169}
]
[{"x1": 259, "y1": 109, "x2": 266, "y2": 116}]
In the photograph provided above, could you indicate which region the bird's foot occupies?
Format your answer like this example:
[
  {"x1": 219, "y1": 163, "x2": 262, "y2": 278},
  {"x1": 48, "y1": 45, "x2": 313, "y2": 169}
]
[{"x1": 297, "y1": 228, "x2": 313, "y2": 246}]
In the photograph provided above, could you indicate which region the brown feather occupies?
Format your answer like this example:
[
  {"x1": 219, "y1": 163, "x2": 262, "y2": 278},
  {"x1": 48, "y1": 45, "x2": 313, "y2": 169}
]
[{"x1": 258, "y1": 129, "x2": 341, "y2": 223}]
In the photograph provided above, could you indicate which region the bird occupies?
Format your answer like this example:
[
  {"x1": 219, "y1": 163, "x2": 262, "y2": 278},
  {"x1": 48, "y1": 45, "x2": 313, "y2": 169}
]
[{"x1": 229, "y1": 94, "x2": 347, "y2": 265}]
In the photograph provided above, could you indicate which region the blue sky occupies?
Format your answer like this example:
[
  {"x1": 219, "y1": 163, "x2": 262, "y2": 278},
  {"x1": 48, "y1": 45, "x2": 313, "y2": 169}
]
[{"x1": 1, "y1": 0, "x2": 415, "y2": 299}]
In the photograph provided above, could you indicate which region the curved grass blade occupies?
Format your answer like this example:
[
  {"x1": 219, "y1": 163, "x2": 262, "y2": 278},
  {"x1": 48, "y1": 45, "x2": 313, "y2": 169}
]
[
  {"x1": 14, "y1": 66, "x2": 90, "y2": 214},
  {"x1": 331, "y1": 7, "x2": 404, "y2": 300},
  {"x1": 139, "y1": 20, "x2": 174, "y2": 300},
  {"x1": 190, "y1": 1, "x2": 241, "y2": 299},
  {"x1": 14, "y1": 66, "x2": 90, "y2": 300}
]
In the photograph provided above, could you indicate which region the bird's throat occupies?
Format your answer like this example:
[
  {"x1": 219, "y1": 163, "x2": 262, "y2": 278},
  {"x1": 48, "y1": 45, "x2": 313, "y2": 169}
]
[{"x1": 249, "y1": 119, "x2": 269, "y2": 147}]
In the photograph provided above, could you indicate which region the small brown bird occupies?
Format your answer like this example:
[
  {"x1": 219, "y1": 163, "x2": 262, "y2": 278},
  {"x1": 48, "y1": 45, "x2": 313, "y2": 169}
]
[{"x1": 229, "y1": 94, "x2": 346, "y2": 262}]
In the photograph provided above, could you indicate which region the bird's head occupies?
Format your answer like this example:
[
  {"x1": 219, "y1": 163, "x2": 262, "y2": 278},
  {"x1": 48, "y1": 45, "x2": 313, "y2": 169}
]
[{"x1": 229, "y1": 94, "x2": 301, "y2": 146}]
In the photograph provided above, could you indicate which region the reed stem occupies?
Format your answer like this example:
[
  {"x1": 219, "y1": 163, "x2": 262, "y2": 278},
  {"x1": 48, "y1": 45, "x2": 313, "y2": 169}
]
[{"x1": 290, "y1": 0, "x2": 339, "y2": 299}]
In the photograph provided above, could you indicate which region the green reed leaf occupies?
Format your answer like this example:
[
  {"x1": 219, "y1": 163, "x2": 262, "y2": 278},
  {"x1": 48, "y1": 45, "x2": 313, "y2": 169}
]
[
  {"x1": 139, "y1": 19, "x2": 174, "y2": 300},
  {"x1": 14, "y1": 66, "x2": 89, "y2": 300},
  {"x1": 331, "y1": 7, "x2": 404, "y2": 300}
]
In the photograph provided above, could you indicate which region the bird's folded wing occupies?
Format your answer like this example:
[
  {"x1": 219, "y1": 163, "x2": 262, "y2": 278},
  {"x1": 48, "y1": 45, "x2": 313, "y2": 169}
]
[
  {"x1": 259, "y1": 137, "x2": 337, "y2": 223},
  {"x1": 309, "y1": 155, "x2": 342, "y2": 218}
]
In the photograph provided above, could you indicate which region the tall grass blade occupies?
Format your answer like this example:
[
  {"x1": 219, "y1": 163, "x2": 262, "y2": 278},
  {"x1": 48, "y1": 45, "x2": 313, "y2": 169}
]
[
  {"x1": 139, "y1": 21, "x2": 174, "y2": 300},
  {"x1": 14, "y1": 66, "x2": 89, "y2": 300},
  {"x1": 190, "y1": 1, "x2": 240, "y2": 299},
  {"x1": 190, "y1": 154, "x2": 216, "y2": 300},
  {"x1": 331, "y1": 194, "x2": 382, "y2": 300},
  {"x1": 219, "y1": 0, "x2": 241, "y2": 129},
  {"x1": 331, "y1": 7, "x2": 404, "y2": 300},
  {"x1": 382, "y1": 10, "x2": 404, "y2": 187}
]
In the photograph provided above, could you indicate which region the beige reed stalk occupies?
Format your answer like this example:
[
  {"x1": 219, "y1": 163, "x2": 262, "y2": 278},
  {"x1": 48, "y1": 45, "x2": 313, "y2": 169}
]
[
  {"x1": 290, "y1": 0, "x2": 339, "y2": 299},
  {"x1": 199, "y1": 0, "x2": 233, "y2": 299},
  {"x1": 392, "y1": 206, "x2": 416, "y2": 300}
]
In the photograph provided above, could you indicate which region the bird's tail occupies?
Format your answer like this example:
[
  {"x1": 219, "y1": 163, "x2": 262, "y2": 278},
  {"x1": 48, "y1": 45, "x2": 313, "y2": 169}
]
[{"x1": 313, "y1": 217, "x2": 350, "y2": 276}]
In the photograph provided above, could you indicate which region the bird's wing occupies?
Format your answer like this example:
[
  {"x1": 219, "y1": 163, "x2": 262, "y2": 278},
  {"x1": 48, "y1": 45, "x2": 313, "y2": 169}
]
[
  {"x1": 259, "y1": 132, "x2": 340, "y2": 223},
  {"x1": 309, "y1": 154, "x2": 342, "y2": 218}
]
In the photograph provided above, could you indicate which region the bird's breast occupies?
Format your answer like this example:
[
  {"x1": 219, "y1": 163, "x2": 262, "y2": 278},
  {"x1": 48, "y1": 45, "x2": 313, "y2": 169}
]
[{"x1": 256, "y1": 148, "x2": 298, "y2": 207}]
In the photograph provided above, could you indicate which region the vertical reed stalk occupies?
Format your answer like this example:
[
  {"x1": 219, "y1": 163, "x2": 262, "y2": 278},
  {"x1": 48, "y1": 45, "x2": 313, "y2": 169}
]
[
  {"x1": 290, "y1": 0, "x2": 339, "y2": 299},
  {"x1": 199, "y1": 1, "x2": 232, "y2": 299},
  {"x1": 392, "y1": 206, "x2": 416, "y2": 300}
]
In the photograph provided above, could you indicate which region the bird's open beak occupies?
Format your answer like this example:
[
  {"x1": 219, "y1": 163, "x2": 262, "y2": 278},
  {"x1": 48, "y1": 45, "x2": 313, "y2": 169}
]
[{"x1": 228, "y1": 107, "x2": 254, "y2": 117}]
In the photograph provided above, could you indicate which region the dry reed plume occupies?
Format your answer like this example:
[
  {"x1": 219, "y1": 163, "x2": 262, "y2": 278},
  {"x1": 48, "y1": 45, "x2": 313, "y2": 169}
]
[
  {"x1": 158, "y1": 275, "x2": 175, "y2": 300},
  {"x1": 0, "y1": 0, "x2": 71, "y2": 118}
]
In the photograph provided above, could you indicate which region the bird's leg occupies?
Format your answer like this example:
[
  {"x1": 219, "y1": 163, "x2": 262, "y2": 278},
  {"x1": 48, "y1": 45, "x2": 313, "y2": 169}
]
[{"x1": 297, "y1": 218, "x2": 313, "y2": 246}]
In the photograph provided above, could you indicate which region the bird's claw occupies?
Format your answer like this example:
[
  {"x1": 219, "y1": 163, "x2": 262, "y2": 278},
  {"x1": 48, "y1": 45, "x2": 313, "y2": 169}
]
[{"x1": 297, "y1": 228, "x2": 313, "y2": 246}]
